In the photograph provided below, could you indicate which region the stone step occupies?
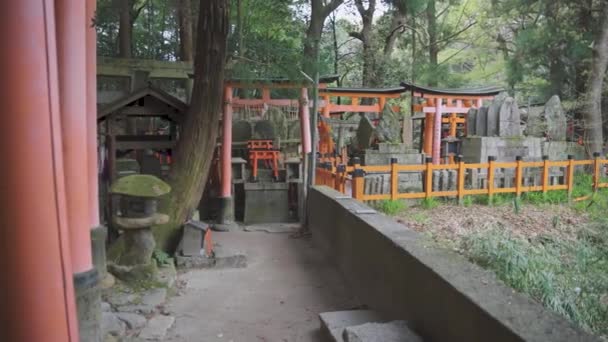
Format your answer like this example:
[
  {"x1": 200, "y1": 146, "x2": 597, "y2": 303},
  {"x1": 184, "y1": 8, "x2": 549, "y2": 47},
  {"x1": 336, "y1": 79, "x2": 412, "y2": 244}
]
[
  {"x1": 343, "y1": 320, "x2": 423, "y2": 342},
  {"x1": 319, "y1": 310, "x2": 385, "y2": 342}
]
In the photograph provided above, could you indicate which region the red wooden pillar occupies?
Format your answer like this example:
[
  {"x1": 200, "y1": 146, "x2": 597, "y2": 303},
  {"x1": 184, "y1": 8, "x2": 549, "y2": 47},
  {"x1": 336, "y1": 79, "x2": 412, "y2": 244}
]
[
  {"x1": 433, "y1": 98, "x2": 443, "y2": 164},
  {"x1": 221, "y1": 86, "x2": 233, "y2": 199},
  {"x1": 56, "y1": 0, "x2": 92, "y2": 274},
  {"x1": 300, "y1": 88, "x2": 312, "y2": 154},
  {"x1": 219, "y1": 86, "x2": 236, "y2": 228},
  {"x1": 0, "y1": 0, "x2": 79, "y2": 340},
  {"x1": 86, "y1": 0, "x2": 99, "y2": 228}
]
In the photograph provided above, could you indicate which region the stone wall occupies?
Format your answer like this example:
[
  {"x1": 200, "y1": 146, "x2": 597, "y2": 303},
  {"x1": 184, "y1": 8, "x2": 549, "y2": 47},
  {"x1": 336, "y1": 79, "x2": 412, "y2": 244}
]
[{"x1": 308, "y1": 186, "x2": 599, "y2": 342}]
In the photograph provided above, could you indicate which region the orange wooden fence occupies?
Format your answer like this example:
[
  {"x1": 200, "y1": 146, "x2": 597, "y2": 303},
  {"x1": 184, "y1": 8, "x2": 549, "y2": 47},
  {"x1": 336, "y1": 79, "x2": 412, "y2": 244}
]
[{"x1": 315, "y1": 153, "x2": 608, "y2": 203}]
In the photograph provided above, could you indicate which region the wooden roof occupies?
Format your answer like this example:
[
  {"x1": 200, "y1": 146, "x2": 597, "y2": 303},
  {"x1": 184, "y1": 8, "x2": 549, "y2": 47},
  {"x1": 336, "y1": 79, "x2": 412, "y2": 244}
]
[
  {"x1": 400, "y1": 81, "x2": 504, "y2": 96},
  {"x1": 321, "y1": 87, "x2": 406, "y2": 95},
  {"x1": 97, "y1": 84, "x2": 187, "y2": 120}
]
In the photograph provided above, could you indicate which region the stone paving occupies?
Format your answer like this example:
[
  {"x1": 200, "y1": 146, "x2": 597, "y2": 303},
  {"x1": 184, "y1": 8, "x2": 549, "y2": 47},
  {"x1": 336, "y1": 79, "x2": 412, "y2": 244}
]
[{"x1": 164, "y1": 230, "x2": 358, "y2": 342}]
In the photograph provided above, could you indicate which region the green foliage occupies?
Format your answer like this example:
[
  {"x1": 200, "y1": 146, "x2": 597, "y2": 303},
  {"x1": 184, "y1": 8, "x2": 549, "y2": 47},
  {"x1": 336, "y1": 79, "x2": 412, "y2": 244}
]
[
  {"x1": 463, "y1": 196, "x2": 474, "y2": 207},
  {"x1": 152, "y1": 249, "x2": 173, "y2": 267},
  {"x1": 462, "y1": 228, "x2": 608, "y2": 336},
  {"x1": 421, "y1": 197, "x2": 439, "y2": 209},
  {"x1": 377, "y1": 199, "x2": 406, "y2": 215}
]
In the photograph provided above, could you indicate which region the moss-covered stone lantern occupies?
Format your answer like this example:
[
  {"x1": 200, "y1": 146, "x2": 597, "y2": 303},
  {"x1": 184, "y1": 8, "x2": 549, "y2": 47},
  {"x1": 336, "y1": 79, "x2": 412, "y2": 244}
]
[{"x1": 109, "y1": 175, "x2": 171, "y2": 281}]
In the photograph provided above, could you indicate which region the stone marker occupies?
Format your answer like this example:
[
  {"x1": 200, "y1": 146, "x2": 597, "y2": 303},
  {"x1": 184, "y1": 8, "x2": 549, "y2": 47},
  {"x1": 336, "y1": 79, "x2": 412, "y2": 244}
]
[
  {"x1": 544, "y1": 95, "x2": 567, "y2": 141},
  {"x1": 467, "y1": 108, "x2": 477, "y2": 136},
  {"x1": 181, "y1": 225, "x2": 203, "y2": 257},
  {"x1": 475, "y1": 107, "x2": 488, "y2": 136},
  {"x1": 487, "y1": 93, "x2": 507, "y2": 136},
  {"x1": 356, "y1": 115, "x2": 375, "y2": 150},
  {"x1": 402, "y1": 114, "x2": 414, "y2": 148},
  {"x1": 253, "y1": 120, "x2": 275, "y2": 140},
  {"x1": 498, "y1": 97, "x2": 522, "y2": 137},
  {"x1": 343, "y1": 321, "x2": 422, "y2": 342},
  {"x1": 376, "y1": 104, "x2": 402, "y2": 143},
  {"x1": 138, "y1": 315, "x2": 175, "y2": 341},
  {"x1": 232, "y1": 120, "x2": 252, "y2": 142}
]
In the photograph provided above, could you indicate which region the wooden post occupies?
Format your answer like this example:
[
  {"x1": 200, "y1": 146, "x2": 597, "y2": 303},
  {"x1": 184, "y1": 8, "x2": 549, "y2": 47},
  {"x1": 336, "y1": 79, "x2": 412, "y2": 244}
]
[
  {"x1": 433, "y1": 98, "x2": 443, "y2": 164},
  {"x1": 322, "y1": 94, "x2": 331, "y2": 118},
  {"x1": 457, "y1": 155, "x2": 465, "y2": 205},
  {"x1": 567, "y1": 155, "x2": 575, "y2": 202},
  {"x1": 593, "y1": 152, "x2": 601, "y2": 192},
  {"x1": 425, "y1": 157, "x2": 433, "y2": 199},
  {"x1": 488, "y1": 156, "x2": 496, "y2": 202},
  {"x1": 336, "y1": 164, "x2": 346, "y2": 193},
  {"x1": 423, "y1": 112, "x2": 434, "y2": 156},
  {"x1": 515, "y1": 156, "x2": 523, "y2": 198},
  {"x1": 390, "y1": 158, "x2": 398, "y2": 201},
  {"x1": 352, "y1": 168, "x2": 365, "y2": 200},
  {"x1": 542, "y1": 155, "x2": 549, "y2": 194}
]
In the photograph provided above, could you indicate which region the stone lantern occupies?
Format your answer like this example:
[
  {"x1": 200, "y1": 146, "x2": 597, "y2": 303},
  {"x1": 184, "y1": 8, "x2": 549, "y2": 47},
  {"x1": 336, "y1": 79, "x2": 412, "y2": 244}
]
[{"x1": 109, "y1": 175, "x2": 171, "y2": 281}]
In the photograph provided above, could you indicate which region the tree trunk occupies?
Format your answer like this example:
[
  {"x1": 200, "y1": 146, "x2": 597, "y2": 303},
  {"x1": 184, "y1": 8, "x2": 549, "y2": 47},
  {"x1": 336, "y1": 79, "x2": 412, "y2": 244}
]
[
  {"x1": 584, "y1": 2, "x2": 608, "y2": 155},
  {"x1": 303, "y1": 0, "x2": 343, "y2": 76},
  {"x1": 177, "y1": 0, "x2": 194, "y2": 61},
  {"x1": 118, "y1": 0, "x2": 132, "y2": 58},
  {"x1": 426, "y1": 0, "x2": 438, "y2": 85},
  {"x1": 154, "y1": 0, "x2": 229, "y2": 251},
  {"x1": 353, "y1": 0, "x2": 376, "y2": 87}
]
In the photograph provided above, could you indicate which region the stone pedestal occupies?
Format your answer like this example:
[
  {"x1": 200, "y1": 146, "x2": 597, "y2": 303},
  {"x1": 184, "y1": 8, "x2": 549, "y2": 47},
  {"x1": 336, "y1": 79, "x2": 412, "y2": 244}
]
[
  {"x1": 75, "y1": 269, "x2": 102, "y2": 342},
  {"x1": 244, "y1": 182, "x2": 290, "y2": 224},
  {"x1": 461, "y1": 136, "x2": 543, "y2": 163}
]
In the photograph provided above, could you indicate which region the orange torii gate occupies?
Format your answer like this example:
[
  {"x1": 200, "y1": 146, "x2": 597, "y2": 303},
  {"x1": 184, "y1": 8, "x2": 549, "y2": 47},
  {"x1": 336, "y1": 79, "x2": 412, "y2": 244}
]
[
  {"x1": 401, "y1": 82, "x2": 503, "y2": 164},
  {"x1": 318, "y1": 87, "x2": 404, "y2": 120}
]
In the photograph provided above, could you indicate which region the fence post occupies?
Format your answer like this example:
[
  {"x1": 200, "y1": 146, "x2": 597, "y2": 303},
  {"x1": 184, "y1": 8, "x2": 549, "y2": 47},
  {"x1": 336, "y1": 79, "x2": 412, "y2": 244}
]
[
  {"x1": 352, "y1": 168, "x2": 365, "y2": 200},
  {"x1": 425, "y1": 157, "x2": 433, "y2": 199},
  {"x1": 488, "y1": 156, "x2": 496, "y2": 202},
  {"x1": 390, "y1": 158, "x2": 398, "y2": 201},
  {"x1": 515, "y1": 156, "x2": 523, "y2": 199},
  {"x1": 593, "y1": 152, "x2": 601, "y2": 192},
  {"x1": 567, "y1": 155, "x2": 575, "y2": 202},
  {"x1": 457, "y1": 155, "x2": 465, "y2": 205},
  {"x1": 336, "y1": 164, "x2": 346, "y2": 193},
  {"x1": 352, "y1": 156, "x2": 361, "y2": 169},
  {"x1": 542, "y1": 155, "x2": 549, "y2": 194}
]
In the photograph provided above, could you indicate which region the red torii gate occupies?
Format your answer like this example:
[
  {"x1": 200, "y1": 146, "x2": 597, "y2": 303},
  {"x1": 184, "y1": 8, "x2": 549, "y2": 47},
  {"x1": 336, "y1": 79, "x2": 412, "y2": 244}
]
[{"x1": 401, "y1": 82, "x2": 503, "y2": 164}]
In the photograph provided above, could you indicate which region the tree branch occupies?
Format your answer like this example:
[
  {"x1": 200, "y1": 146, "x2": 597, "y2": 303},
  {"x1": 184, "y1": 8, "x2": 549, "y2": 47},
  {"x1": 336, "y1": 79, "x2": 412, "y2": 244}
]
[{"x1": 349, "y1": 31, "x2": 363, "y2": 41}]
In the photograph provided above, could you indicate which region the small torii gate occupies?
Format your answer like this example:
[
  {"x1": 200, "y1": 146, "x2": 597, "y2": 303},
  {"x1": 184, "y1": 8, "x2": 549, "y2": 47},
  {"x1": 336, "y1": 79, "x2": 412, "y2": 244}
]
[{"x1": 401, "y1": 81, "x2": 503, "y2": 164}]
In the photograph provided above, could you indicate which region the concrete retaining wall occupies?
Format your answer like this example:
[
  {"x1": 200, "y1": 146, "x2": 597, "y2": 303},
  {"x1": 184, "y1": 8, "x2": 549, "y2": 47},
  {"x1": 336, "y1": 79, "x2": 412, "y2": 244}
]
[{"x1": 308, "y1": 186, "x2": 598, "y2": 342}]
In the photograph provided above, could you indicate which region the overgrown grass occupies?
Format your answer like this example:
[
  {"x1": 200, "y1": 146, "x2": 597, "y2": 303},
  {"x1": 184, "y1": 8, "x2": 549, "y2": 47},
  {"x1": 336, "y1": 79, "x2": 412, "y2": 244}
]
[
  {"x1": 462, "y1": 222, "x2": 608, "y2": 336},
  {"x1": 421, "y1": 197, "x2": 440, "y2": 209},
  {"x1": 376, "y1": 199, "x2": 406, "y2": 215}
]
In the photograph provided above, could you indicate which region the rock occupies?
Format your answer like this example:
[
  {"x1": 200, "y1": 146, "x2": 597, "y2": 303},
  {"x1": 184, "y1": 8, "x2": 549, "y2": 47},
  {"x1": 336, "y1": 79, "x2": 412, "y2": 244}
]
[
  {"x1": 106, "y1": 292, "x2": 138, "y2": 307},
  {"x1": 108, "y1": 262, "x2": 158, "y2": 284},
  {"x1": 116, "y1": 304, "x2": 156, "y2": 315},
  {"x1": 142, "y1": 288, "x2": 167, "y2": 307},
  {"x1": 138, "y1": 315, "x2": 175, "y2": 340},
  {"x1": 101, "y1": 273, "x2": 116, "y2": 289},
  {"x1": 344, "y1": 321, "x2": 422, "y2": 342},
  {"x1": 101, "y1": 301, "x2": 112, "y2": 312},
  {"x1": 102, "y1": 312, "x2": 126, "y2": 337},
  {"x1": 115, "y1": 312, "x2": 147, "y2": 330},
  {"x1": 232, "y1": 120, "x2": 252, "y2": 142},
  {"x1": 319, "y1": 310, "x2": 385, "y2": 342},
  {"x1": 156, "y1": 263, "x2": 177, "y2": 289}
]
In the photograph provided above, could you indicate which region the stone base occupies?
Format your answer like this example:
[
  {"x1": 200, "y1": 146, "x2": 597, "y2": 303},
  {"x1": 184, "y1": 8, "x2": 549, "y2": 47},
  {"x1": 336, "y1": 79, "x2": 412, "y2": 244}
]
[
  {"x1": 218, "y1": 196, "x2": 235, "y2": 225},
  {"x1": 461, "y1": 136, "x2": 543, "y2": 163},
  {"x1": 244, "y1": 182, "x2": 290, "y2": 224},
  {"x1": 91, "y1": 225, "x2": 108, "y2": 280},
  {"x1": 75, "y1": 269, "x2": 102, "y2": 342}
]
